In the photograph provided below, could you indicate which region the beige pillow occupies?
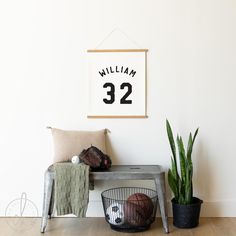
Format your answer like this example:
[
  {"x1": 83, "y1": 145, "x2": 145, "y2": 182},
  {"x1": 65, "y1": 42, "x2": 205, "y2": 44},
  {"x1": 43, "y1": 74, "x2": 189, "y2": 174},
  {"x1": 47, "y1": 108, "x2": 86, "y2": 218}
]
[{"x1": 50, "y1": 128, "x2": 107, "y2": 163}]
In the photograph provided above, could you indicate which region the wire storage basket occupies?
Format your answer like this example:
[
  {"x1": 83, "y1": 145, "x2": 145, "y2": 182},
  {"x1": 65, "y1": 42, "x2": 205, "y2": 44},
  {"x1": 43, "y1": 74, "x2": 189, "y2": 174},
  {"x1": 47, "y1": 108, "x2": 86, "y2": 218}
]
[{"x1": 101, "y1": 187, "x2": 158, "y2": 232}]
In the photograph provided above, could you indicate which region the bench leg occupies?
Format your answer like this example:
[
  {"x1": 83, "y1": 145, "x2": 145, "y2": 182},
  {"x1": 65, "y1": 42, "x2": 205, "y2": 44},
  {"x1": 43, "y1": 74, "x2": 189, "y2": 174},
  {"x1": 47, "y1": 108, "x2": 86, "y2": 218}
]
[
  {"x1": 48, "y1": 180, "x2": 54, "y2": 219},
  {"x1": 41, "y1": 170, "x2": 53, "y2": 233},
  {"x1": 155, "y1": 173, "x2": 169, "y2": 233}
]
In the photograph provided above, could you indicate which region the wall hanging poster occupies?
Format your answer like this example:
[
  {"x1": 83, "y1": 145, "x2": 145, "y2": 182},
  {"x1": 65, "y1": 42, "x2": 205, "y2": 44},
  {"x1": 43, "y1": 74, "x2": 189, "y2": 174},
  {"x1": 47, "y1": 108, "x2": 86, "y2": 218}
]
[{"x1": 87, "y1": 49, "x2": 148, "y2": 118}]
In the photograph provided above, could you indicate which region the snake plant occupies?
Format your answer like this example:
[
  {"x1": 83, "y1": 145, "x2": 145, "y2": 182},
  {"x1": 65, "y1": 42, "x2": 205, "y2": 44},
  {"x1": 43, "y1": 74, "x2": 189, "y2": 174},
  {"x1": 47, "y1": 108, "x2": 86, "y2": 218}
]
[{"x1": 166, "y1": 120, "x2": 199, "y2": 204}]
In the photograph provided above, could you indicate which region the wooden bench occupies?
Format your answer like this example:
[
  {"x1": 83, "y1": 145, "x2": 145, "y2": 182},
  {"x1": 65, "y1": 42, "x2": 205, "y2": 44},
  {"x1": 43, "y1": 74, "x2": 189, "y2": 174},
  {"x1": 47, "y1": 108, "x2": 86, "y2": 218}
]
[{"x1": 40, "y1": 165, "x2": 169, "y2": 233}]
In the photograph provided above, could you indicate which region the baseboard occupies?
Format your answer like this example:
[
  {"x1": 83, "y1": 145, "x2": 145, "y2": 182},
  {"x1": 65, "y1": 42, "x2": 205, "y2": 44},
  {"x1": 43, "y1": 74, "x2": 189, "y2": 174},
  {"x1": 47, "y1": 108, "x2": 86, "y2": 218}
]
[{"x1": 86, "y1": 200, "x2": 236, "y2": 217}]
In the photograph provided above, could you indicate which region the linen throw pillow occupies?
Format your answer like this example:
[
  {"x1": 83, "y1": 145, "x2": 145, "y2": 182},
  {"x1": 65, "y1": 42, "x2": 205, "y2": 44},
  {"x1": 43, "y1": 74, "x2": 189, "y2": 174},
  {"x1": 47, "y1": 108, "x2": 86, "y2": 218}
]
[{"x1": 50, "y1": 128, "x2": 107, "y2": 163}]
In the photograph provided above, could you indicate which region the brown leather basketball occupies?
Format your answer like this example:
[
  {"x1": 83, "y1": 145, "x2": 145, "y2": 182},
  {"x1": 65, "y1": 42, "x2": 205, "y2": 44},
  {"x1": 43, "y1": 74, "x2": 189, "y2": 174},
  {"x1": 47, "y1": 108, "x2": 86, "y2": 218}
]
[
  {"x1": 124, "y1": 201, "x2": 147, "y2": 226},
  {"x1": 124, "y1": 193, "x2": 154, "y2": 226}
]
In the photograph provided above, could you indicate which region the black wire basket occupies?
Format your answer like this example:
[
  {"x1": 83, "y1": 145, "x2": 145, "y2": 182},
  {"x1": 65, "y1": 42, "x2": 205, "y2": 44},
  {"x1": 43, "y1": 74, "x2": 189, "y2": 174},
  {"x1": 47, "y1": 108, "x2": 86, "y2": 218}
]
[{"x1": 101, "y1": 187, "x2": 158, "y2": 232}]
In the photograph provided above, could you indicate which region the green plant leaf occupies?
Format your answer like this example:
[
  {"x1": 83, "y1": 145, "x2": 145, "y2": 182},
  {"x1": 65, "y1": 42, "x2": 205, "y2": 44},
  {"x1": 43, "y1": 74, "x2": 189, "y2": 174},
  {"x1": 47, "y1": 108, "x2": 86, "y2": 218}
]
[
  {"x1": 166, "y1": 120, "x2": 179, "y2": 188},
  {"x1": 187, "y1": 132, "x2": 193, "y2": 161},
  {"x1": 170, "y1": 157, "x2": 180, "y2": 200},
  {"x1": 185, "y1": 160, "x2": 193, "y2": 204},
  {"x1": 187, "y1": 128, "x2": 199, "y2": 160},
  {"x1": 177, "y1": 136, "x2": 186, "y2": 184},
  {"x1": 193, "y1": 128, "x2": 199, "y2": 144},
  {"x1": 166, "y1": 120, "x2": 177, "y2": 161},
  {"x1": 168, "y1": 169, "x2": 178, "y2": 198},
  {"x1": 171, "y1": 156, "x2": 178, "y2": 180},
  {"x1": 178, "y1": 178, "x2": 185, "y2": 204},
  {"x1": 188, "y1": 159, "x2": 193, "y2": 199}
]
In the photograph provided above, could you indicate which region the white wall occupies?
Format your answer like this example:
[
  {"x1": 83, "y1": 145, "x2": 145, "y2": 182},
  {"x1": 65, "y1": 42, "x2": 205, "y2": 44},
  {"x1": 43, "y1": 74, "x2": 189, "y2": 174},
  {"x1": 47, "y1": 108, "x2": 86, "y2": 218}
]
[{"x1": 0, "y1": 0, "x2": 236, "y2": 217}]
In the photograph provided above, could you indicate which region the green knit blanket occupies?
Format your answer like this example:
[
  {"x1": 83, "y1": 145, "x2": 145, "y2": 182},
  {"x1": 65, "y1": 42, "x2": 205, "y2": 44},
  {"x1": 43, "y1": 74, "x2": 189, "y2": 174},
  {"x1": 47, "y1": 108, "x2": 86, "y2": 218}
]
[{"x1": 54, "y1": 163, "x2": 90, "y2": 217}]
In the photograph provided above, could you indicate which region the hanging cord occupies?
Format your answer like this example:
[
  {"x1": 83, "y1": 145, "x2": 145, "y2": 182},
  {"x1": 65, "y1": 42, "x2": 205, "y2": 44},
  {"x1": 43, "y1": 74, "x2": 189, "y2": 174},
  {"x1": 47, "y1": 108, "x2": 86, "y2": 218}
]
[{"x1": 95, "y1": 27, "x2": 143, "y2": 49}]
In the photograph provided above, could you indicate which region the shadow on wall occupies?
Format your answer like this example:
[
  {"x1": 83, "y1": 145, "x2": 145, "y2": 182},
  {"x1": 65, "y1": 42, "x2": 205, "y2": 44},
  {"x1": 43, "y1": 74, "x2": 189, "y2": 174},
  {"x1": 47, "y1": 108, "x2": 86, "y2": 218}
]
[
  {"x1": 193, "y1": 140, "x2": 218, "y2": 216},
  {"x1": 106, "y1": 133, "x2": 120, "y2": 165}
]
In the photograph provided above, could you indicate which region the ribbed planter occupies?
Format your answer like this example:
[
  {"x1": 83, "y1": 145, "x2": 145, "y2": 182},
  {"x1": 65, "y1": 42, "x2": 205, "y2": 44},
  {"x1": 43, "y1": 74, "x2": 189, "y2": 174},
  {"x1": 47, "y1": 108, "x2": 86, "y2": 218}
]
[{"x1": 172, "y1": 197, "x2": 203, "y2": 228}]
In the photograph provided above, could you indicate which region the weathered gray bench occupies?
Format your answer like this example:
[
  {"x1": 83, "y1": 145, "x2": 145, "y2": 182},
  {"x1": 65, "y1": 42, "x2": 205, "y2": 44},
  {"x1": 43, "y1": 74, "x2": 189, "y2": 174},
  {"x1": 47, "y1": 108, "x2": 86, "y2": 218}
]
[{"x1": 41, "y1": 165, "x2": 169, "y2": 233}]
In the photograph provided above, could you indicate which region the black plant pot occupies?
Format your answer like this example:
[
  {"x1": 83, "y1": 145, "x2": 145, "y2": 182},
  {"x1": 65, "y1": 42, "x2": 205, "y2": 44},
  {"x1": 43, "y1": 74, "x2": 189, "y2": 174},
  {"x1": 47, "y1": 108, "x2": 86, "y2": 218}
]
[{"x1": 172, "y1": 197, "x2": 203, "y2": 228}]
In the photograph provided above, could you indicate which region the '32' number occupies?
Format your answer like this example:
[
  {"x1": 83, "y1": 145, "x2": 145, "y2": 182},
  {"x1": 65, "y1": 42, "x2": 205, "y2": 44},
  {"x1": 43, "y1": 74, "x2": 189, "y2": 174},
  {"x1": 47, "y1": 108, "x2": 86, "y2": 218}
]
[{"x1": 103, "y1": 82, "x2": 132, "y2": 104}]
